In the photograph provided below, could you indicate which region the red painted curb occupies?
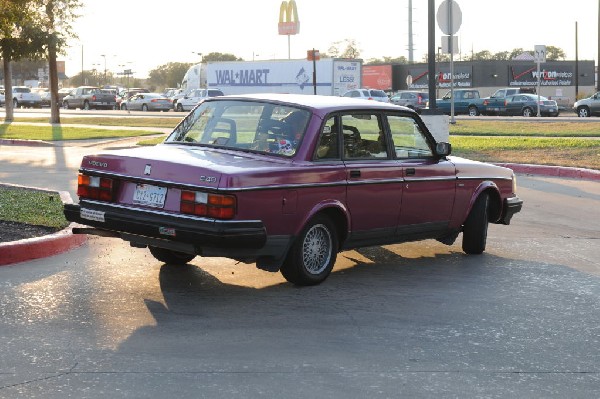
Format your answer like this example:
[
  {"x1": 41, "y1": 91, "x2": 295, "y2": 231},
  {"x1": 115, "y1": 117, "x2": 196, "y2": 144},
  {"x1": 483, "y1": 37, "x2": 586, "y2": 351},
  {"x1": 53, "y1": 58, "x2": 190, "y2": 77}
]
[
  {"x1": 0, "y1": 223, "x2": 87, "y2": 266},
  {"x1": 495, "y1": 163, "x2": 600, "y2": 181}
]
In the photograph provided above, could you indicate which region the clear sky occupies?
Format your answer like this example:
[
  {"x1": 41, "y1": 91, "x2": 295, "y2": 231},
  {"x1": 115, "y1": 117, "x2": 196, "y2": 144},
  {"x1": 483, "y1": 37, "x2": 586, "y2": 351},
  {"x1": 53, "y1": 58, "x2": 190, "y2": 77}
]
[{"x1": 64, "y1": 0, "x2": 598, "y2": 79}]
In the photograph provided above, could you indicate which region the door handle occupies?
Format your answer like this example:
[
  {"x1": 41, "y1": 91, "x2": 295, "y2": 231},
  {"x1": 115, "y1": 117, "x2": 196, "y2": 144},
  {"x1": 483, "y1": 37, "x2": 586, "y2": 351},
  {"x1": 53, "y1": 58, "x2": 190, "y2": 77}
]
[
  {"x1": 350, "y1": 170, "x2": 361, "y2": 178},
  {"x1": 406, "y1": 168, "x2": 416, "y2": 176}
]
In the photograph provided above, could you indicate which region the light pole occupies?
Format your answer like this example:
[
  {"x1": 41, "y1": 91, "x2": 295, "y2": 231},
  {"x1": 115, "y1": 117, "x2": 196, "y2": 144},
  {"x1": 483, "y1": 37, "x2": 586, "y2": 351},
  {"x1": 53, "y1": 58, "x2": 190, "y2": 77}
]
[{"x1": 100, "y1": 54, "x2": 107, "y2": 85}]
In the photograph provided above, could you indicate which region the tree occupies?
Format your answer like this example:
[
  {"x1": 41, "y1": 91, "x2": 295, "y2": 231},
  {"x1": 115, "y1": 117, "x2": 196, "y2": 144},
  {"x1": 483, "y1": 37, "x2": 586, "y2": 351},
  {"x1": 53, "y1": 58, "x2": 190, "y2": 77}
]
[
  {"x1": 148, "y1": 62, "x2": 193, "y2": 90},
  {"x1": 0, "y1": 0, "x2": 36, "y2": 122},
  {"x1": 33, "y1": 0, "x2": 82, "y2": 123},
  {"x1": 546, "y1": 45, "x2": 566, "y2": 61},
  {"x1": 202, "y1": 52, "x2": 242, "y2": 62},
  {"x1": 327, "y1": 39, "x2": 361, "y2": 59}
]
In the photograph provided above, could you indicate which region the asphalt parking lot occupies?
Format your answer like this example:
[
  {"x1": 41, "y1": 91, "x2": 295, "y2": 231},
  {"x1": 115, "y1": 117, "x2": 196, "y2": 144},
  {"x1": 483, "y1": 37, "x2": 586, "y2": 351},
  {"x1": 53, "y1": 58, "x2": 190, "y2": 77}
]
[{"x1": 0, "y1": 170, "x2": 599, "y2": 398}]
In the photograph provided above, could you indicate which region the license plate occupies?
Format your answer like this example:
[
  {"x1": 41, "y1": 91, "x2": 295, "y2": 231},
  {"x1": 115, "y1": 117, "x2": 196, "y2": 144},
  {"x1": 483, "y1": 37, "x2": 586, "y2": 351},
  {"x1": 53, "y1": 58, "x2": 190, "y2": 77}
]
[{"x1": 133, "y1": 184, "x2": 167, "y2": 208}]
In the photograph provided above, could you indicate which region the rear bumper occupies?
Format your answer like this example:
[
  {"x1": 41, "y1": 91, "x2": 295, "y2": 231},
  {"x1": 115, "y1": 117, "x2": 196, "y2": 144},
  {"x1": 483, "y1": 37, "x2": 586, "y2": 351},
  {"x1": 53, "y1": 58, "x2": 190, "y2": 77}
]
[
  {"x1": 499, "y1": 196, "x2": 523, "y2": 225},
  {"x1": 64, "y1": 201, "x2": 267, "y2": 249}
]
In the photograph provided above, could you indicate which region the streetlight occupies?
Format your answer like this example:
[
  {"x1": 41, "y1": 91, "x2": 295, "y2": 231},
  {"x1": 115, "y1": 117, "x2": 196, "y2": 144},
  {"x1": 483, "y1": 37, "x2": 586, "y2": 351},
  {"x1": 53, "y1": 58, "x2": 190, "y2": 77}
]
[
  {"x1": 100, "y1": 54, "x2": 107, "y2": 85},
  {"x1": 193, "y1": 52, "x2": 203, "y2": 63}
]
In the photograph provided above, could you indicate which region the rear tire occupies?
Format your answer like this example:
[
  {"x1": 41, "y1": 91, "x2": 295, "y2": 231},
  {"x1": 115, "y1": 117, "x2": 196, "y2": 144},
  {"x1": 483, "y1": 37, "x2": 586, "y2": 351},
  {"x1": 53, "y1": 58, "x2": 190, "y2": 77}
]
[
  {"x1": 142, "y1": 104, "x2": 148, "y2": 111},
  {"x1": 522, "y1": 107, "x2": 534, "y2": 117},
  {"x1": 468, "y1": 106, "x2": 479, "y2": 116},
  {"x1": 462, "y1": 193, "x2": 489, "y2": 255},
  {"x1": 280, "y1": 215, "x2": 338, "y2": 286},
  {"x1": 83, "y1": 101, "x2": 90, "y2": 110},
  {"x1": 149, "y1": 246, "x2": 196, "y2": 264},
  {"x1": 176, "y1": 103, "x2": 184, "y2": 112}
]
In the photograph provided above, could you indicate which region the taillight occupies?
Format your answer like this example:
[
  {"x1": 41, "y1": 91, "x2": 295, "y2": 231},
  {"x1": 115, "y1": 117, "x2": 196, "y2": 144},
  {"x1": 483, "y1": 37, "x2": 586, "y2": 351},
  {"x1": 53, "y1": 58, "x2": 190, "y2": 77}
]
[
  {"x1": 180, "y1": 190, "x2": 236, "y2": 219},
  {"x1": 151, "y1": 99, "x2": 158, "y2": 102},
  {"x1": 417, "y1": 95, "x2": 423, "y2": 104},
  {"x1": 92, "y1": 95, "x2": 97, "y2": 102},
  {"x1": 504, "y1": 100, "x2": 508, "y2": 106},
  {"x1": 77, "y1": 174, "x2": 114, "y2": 201}
]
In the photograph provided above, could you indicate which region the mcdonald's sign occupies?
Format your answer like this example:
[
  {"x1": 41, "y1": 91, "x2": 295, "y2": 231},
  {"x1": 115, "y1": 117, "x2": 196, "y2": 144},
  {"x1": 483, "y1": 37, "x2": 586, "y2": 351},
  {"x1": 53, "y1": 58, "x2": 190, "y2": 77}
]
[{"x1": 278, "y1": 0, "x2": 300, "y2": 35}]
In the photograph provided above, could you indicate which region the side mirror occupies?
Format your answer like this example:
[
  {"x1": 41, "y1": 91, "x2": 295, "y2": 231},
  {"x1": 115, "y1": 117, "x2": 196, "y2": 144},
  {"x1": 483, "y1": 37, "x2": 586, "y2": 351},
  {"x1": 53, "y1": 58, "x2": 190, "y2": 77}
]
[{"x1": 435, "y1": 142, "x2": 452, "y2": 157}]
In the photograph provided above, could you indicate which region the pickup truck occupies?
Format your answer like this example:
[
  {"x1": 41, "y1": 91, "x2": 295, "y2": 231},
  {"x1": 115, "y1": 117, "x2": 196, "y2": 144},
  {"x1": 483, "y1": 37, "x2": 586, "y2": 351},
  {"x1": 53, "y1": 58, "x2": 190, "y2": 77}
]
[
  {"x1": 431, "y1": 89, "x2": 485, "y2": 116},
  {"x1": 62, "y1": 86, "x2": 117, "y2": 110},
  {"x1": 482, "y1": 87, "x2": 536, "y2": 115},
  {"x1": 10, "y1": 86, "x2": 43, "y2": 108}
]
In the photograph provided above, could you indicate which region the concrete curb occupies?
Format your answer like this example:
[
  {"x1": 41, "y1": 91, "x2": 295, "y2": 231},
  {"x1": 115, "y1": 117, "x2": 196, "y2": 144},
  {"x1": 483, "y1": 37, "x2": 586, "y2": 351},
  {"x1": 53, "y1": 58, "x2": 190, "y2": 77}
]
[
  {"x1": 0, "y1": 223, "x2": 87, "y2": 266},
  {"x1": 495, "y1": 163, "x2": 600, "y2": 181},
  {"x1": 0, "y1": 186, "x2": 87, "y2": 266}
]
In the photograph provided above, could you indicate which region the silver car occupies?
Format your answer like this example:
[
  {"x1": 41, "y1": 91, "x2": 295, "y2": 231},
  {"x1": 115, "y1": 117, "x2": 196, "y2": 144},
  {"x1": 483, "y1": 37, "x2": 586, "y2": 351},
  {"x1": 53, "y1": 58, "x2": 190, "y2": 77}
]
[
  {"x1": 342, "y1": 88, "x2": 390, "y2": 103},
  {"x1": 390, "y1": 90, "x2": 429, "y2": 113},
  {"x1": 120, "y1": 93, "x2": 172, "y2": 112},
  {"x1": 574, "y1": 92, "x2": 600, "y2": 117}
]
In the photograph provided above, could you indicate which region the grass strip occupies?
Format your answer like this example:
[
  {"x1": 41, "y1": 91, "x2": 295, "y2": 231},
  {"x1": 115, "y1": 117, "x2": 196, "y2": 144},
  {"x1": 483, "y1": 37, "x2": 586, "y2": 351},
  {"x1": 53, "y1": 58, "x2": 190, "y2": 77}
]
[
  {"x1": 0, "y1": 124, "x2": 160, "y2": 141},
  {"x1": 449, "y1": 120, "x2": 600, "y2": 137},
  {"x1": 451, "y1": 136, "x2": 600, "y2": 170},
  {"x1": 0, "y1": 186, "x2": 69, "y2": 229},
  {"x1": 1, "y1": 117, "x2": 181, "y2": 129}
]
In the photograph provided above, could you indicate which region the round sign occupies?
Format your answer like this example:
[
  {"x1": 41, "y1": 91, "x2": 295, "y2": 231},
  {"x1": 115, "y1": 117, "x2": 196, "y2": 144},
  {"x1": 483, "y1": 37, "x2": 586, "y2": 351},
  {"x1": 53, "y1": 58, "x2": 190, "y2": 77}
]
[
  {"x1": 406, "y1": 75, "x2": 413, "y2": 86},
  {"x1": 437, "y1": 0, "x2": 462, "y2": 35}
]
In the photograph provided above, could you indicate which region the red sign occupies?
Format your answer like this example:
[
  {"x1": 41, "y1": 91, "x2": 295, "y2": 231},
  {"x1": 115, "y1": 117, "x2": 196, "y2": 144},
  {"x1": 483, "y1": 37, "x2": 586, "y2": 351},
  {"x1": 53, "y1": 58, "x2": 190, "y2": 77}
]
[{"x1": 362, "y1": 65, "x2": 392, "y2": 91}]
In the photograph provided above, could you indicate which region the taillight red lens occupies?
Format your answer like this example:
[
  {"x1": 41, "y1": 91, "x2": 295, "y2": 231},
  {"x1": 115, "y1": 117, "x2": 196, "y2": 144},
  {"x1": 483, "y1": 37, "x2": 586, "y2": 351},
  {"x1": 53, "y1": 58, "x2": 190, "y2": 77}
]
[
  {"x1": 180, "y1": 190, "x2": 236, "y2": 219},
  {"x1": 77, "y1": 174, "x2": 114, "y2": 201}
]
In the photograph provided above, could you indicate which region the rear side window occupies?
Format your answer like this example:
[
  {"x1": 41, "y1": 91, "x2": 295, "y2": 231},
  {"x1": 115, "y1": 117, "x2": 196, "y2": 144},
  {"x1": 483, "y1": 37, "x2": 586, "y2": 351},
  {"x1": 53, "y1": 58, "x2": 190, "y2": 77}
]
[{"x1": 208, "y1": 90, "x2": 224, "y2": 97}]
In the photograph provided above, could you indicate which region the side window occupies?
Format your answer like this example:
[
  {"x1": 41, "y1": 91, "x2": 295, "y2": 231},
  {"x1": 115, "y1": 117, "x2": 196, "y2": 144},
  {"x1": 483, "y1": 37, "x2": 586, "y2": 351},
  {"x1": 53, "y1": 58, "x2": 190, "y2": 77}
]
[
  {"x1": 341, "y1": 114, "x2": 388, "y2": 159},
  {"x1": 315, "y1": 116, "x2": 340, "y2": 160},
  {"x1": 388, "y1": 115, "x2": 433, "y2": 158}
]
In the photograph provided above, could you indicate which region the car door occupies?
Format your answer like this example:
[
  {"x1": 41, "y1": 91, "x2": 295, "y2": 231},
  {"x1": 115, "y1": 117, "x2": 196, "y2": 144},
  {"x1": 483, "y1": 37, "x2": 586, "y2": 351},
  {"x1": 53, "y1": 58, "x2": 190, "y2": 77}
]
[
  {"x1": 589, "y1": 92, "x2": 600, "y2": 114},
  {"x1": 331, "y1": 113, "x2": 403, "y2": 247},
  {"x1": 387, "y1": 114, "x2": 456, "y2": 238}
]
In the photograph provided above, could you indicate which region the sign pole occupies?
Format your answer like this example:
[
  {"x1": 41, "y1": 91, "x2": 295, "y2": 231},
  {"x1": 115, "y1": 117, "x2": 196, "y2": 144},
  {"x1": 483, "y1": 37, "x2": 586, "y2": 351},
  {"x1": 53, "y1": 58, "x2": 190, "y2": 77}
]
[{"x1": 448, "y1": 0, "x2": 455, "y2": 124}]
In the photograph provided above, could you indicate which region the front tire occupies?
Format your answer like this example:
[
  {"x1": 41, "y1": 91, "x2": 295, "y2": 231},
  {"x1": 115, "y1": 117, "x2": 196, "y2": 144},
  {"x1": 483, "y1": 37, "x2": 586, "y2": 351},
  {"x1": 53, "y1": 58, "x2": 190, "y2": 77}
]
[
  {"x1": 149, "y1": 246, "x2": 196, "y2": 264},
  {"x1": 176, "y1": 103, "x2": 184, "y2": 112},
  {"x1": 577, "y1": 106, "x2": 591, "y2": 117},
  {"x1": 462, "y1": 193, "x2": 489, "y2": 255},
  {"x1": 280, "y1": 215, "x2": 338, "y2": 286}
]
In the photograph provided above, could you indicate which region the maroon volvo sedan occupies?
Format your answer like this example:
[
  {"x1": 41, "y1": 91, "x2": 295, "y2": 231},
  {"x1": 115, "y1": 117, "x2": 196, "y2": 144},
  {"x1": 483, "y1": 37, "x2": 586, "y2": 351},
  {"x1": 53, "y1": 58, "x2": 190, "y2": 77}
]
[{"x1": 64, "y1": 93, "x2": 523, "y2": 285}]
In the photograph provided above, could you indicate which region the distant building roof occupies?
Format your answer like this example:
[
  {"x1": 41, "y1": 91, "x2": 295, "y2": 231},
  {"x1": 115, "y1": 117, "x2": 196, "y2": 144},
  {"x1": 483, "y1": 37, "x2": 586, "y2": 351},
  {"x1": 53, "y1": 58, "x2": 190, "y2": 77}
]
[{"x1": 513, "y1": 52, "x2": 535, "y2": 61}]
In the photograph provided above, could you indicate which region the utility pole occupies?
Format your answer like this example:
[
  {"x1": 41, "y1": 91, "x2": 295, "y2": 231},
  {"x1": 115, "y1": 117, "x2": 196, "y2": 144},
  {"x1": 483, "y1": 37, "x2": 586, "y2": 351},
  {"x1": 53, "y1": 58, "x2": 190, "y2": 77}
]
[{"x1": 408, "y1": 0, "x2": 414, "y2": 63}]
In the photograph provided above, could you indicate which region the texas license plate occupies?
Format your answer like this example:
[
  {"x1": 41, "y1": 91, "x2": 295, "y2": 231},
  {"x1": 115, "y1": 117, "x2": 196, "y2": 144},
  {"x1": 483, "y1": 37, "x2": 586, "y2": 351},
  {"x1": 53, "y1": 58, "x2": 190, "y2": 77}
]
[{"x1": 133, "y1": 184, "x2": 167, "y2": 208}]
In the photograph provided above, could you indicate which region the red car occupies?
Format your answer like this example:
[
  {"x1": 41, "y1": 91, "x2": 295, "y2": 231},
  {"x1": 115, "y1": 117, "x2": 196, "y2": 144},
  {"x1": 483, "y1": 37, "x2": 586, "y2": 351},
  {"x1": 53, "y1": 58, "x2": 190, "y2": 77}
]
[{"x1": 64, "y1": 93, "x2": 523, "y2": 285}]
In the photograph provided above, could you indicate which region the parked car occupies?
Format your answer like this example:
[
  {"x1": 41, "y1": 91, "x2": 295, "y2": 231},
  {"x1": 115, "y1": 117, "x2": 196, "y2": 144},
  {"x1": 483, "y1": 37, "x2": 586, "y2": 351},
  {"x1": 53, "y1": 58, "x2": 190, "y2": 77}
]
[
  {"x1": 175, "y1": 88, "x2": 224, "y2": 112},
  {"x1": 10, "y1": 86, "x2": 43, "y2": 108},
  {"x1": 117, "y1": 88, "x2": 150, "y2": 109},
  {"x1": 0, "y1": 89, "x2": 4, "y2": 106},
  {"x1": 430, "y1": 89, "x2": 486, "y2": 116},
  {"x1": 33, "y1": 88, "x2": 51, "y2": 107},
  {"x1": 496, "y1": 94, "x2": 559, "y2": 117},
  {"x1": 342, "y1": 88, "x2": 390, "y2": 103},
  {"x1": 58, "y1": 87, "x2": 74, "y2": 103},
  {"x1": 62, "y1": 86, "x2": 117, "y2": 110},
  {"x1": 64, "y1": 93, "x2": 523, "y2": 286},
  {"x1": 390, "y1": 90, "x2": 429, "y2": 112},
  {"x1": 120, "y1": 92, "x2": 172, "y2": 112},
  {"x1": 573, "y1": 92, "x2": 600, "y2": 117}
]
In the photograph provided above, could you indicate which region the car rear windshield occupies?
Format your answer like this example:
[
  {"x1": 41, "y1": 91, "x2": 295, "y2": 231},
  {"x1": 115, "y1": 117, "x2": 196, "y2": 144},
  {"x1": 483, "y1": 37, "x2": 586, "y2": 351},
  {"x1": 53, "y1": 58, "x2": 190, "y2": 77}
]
[
  {"x1": 370, "y1": 90, "x2": 388, "y2": 98},
  {"x1": 165, "y1": 99, "x2": 311, "y2": 157}
]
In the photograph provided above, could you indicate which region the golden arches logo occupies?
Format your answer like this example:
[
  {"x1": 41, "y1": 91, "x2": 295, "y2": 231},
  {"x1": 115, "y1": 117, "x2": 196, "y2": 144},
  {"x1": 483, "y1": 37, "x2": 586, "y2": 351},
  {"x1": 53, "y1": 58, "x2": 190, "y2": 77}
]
[{"x1": 278, "y1": 0, "x2": 300, "y2": 35}]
